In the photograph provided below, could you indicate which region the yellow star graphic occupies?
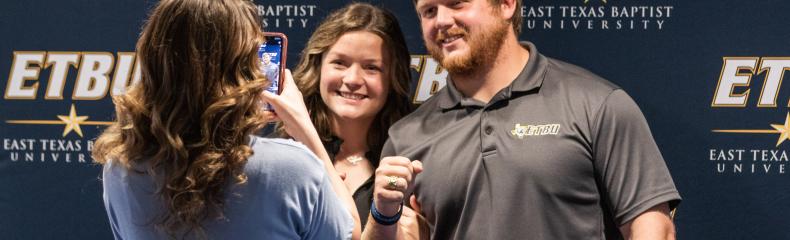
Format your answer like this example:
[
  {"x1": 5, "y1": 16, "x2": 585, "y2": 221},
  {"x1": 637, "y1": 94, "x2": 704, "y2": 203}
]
[
  {"x1": 57, "y1": 104, "x2": 89, "y2": 137},
  {"x1": 770, "y1": 113, "x2": 790, "y2": 147}
]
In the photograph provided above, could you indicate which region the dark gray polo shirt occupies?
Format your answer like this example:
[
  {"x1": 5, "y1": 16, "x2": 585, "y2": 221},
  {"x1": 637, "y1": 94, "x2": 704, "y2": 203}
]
[{"x1": 382, "y1": 42, "x2": 681, "y2": 239}]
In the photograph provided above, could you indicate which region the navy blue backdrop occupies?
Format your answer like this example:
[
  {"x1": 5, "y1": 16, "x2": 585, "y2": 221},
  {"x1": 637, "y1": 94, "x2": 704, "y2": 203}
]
[{"x1": 2, "y1": 0, "x2": 789, "y2": 239}]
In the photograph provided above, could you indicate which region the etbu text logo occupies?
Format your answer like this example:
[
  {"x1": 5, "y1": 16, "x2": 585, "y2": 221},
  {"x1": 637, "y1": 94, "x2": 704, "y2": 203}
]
[
  {"x1": 712, "y1": 57, "x2": 790, "y2": 107},
  {"x1": 5, "y1": 51, "x2": 139, "y2": 100},
  {"x1": 711, "y1": 57, "x2": 790, "y2": 147},
  {"x1": 511, "y1": 123, "x2": 561, "y2": 139}
]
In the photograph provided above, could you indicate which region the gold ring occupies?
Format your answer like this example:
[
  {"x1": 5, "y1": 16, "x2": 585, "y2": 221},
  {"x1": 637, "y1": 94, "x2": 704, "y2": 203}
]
[{"x1": 386, "y1": 176, "x2": 399, "y2": 189}]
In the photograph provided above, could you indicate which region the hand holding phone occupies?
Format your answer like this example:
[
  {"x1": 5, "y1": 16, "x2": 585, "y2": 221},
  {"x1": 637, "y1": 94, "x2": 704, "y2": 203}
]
[{"x1": 259, "y1": 32, "x2": 287, "y2": 110}]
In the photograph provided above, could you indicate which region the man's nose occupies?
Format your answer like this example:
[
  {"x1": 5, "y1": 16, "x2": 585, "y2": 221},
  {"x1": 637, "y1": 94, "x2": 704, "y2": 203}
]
[{"x1": 435, "y1": 6, "x2": 454, "y2": 30}]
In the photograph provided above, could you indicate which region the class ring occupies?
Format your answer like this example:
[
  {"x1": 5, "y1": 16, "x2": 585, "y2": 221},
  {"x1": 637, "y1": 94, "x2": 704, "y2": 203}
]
[{"x1": 386, "y1": 175, "x2": 400, "y2": 190}]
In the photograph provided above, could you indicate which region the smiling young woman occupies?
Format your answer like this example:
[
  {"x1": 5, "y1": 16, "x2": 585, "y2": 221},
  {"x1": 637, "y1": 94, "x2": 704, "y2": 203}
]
[{"x1": 270, "y1": 2, "x2": 413, "y2": 230}]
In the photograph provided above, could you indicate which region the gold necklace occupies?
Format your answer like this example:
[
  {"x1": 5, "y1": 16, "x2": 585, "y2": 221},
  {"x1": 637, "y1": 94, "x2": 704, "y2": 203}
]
[{"x1": 344, "y1": 155, "x2": 364, "y2": 165}]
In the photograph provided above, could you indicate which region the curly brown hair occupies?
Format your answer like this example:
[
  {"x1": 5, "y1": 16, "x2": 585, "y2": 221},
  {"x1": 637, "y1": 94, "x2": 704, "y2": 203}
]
[
  {"x1": 288, "y1": 3, "x2": 413, "y2": 157},
  {"x1": 92, "y1": 0, "x2": 268, "y2": 237}
]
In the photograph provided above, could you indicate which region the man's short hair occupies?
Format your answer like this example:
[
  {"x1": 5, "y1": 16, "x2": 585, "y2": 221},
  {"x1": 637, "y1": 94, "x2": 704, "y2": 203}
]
[{"x1": 413, "y1": 0, "x2": 523, "y2": 34}]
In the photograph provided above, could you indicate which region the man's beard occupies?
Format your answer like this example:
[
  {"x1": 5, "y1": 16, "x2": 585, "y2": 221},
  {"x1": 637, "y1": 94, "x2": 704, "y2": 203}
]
[{"x1": 425, "y1": 19, "x2": 509, "y2": 76}]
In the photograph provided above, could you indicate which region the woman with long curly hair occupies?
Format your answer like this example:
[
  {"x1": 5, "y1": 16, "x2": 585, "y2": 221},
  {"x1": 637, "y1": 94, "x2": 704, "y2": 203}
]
[{"x1": 93, "y1": 0, "x2": 358, "y2": 239}]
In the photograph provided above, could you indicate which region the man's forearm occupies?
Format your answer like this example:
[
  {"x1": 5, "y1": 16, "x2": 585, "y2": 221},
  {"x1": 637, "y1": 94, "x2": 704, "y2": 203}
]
[
  {"x1": 620, "y1": 203, "x2": 675, "y2": 240},
  {"x1": 362, "y1": 214, "x2": 399, "y2": 240}
]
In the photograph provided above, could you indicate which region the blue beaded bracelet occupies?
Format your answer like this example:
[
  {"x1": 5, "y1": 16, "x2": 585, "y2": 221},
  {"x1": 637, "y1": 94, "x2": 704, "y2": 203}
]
[{"x1": 370, "y1": 201, "x2": 403, "y2": 225}]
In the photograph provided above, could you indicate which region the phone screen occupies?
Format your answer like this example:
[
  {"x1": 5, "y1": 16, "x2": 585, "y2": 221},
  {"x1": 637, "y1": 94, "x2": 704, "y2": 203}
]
[
  {"x1": 259, "y1": 36, "x2": 283, "y2": 93},
  {"x1": 259, "y1": 34, "x2": 286, "y2": 110}
]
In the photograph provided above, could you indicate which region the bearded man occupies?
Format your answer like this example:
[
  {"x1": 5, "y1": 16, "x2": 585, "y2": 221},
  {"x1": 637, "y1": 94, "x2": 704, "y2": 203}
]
[{"x1": 364, "y1": 0, "x2": 682, "y2": 239}]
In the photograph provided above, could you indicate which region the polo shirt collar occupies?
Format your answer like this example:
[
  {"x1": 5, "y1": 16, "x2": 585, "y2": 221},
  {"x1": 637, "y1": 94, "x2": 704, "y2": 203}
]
[
  {"x1": 438, "y1": 41, "x2": 547, "y2": 110},
  {"x1": 509, "y1": 41, "x2": 547, "y2": 93}
]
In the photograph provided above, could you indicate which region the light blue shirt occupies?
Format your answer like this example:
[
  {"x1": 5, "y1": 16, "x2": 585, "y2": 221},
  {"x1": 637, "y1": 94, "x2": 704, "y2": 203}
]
[{"x1": 102, "y1": 137, "x2": 353, "y2": 240}]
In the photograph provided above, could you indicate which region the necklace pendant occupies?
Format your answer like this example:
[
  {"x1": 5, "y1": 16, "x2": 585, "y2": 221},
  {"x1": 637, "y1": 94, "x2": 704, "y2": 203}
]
[{"x1": 346, "y1": 155, "x2": 363, "y2": 165}]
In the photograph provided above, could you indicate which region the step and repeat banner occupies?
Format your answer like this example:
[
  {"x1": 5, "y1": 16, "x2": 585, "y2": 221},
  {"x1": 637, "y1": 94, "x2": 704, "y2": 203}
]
[{"x1": 2, "y1": 0, "x2": 789, "y2": 239}]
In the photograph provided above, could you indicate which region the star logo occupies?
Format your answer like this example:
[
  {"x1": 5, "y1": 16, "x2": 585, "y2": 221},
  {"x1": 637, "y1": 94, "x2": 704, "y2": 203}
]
[
  {"x1": 57, "y1": 104, "x2": 90, "y2": 137},
  {"x1": 770, "y1": 113, "x2": 790, "y2": 147},
  {"x1": 713, "y1": 112, "x2": 790, "y2": 147},
  {"x1": 5, "y1": 104, "x2": 114, "y2": 138}
]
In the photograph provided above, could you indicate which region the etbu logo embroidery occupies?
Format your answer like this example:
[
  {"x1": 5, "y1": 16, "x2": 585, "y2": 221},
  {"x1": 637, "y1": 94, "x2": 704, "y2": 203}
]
[{"x1": 511, "y1": 123, "x2": 561, "y2": 139}]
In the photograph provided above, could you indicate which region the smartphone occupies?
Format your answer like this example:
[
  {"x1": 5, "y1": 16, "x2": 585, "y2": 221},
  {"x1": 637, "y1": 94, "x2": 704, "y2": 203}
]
[{"x1": 259, "y1": 32, "x2": 287, "y2": 110}]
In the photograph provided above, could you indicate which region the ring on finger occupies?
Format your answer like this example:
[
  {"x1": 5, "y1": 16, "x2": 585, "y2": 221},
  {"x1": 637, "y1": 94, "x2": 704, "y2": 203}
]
[{"x1": 386, "y1": 175, "x2": 400, "y2": 189}]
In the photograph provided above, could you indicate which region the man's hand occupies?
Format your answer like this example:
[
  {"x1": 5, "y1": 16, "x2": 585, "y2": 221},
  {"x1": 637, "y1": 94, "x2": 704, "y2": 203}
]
[
  {"x1": 363, "y1": 157, "x2": 425, "y2": 240},
  {"x1": 397, "y1": 195, "x2": 429, "y2": 240},
  {"x1": 373, "y1": 157, "x2": 423, "y2": 216}
]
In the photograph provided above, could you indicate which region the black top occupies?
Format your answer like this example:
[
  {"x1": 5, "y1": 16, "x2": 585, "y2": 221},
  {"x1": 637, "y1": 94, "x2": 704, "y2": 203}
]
[
  {"x1": 323, "y1": 136, "x2": 380, "y2": 230},
  {"x1": 382, "y1": 42, "x2": 681, "y2": 239}
]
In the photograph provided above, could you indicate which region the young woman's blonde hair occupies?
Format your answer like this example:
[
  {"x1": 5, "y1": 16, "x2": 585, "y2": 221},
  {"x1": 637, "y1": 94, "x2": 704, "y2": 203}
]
[{"x1": 92, "y1": 0, "x2": 268, "y2": 236}]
